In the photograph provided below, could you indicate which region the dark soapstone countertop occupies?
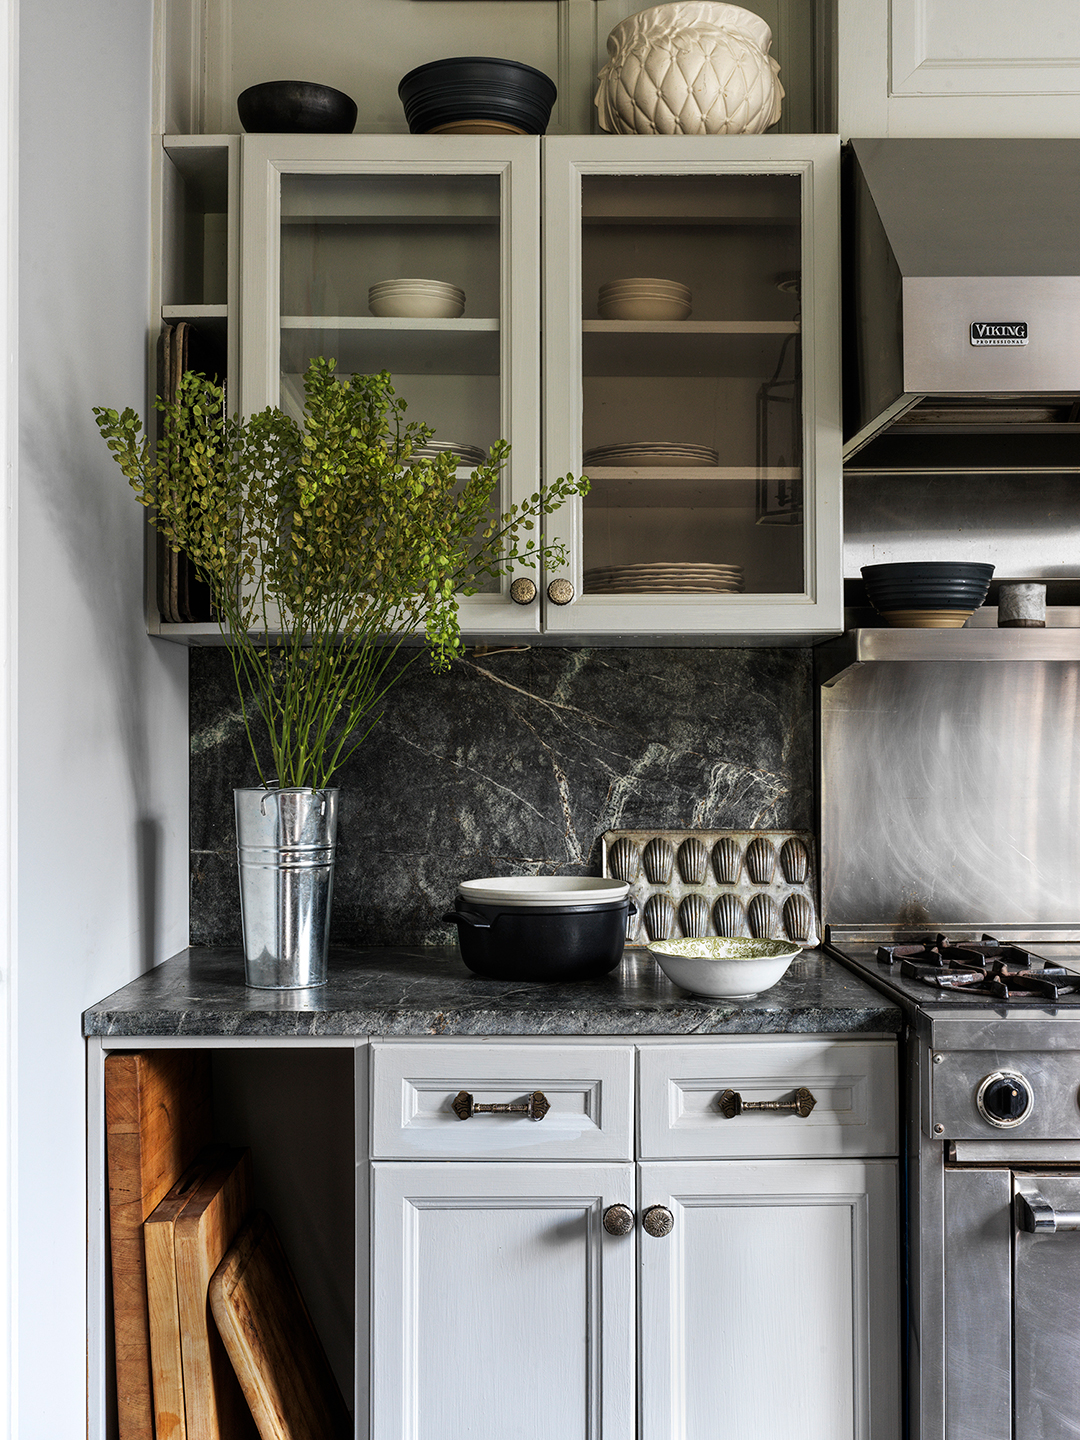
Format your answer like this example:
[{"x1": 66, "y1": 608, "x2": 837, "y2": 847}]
[{"x1": 83, "y1": 945, "x2": 902, "y2": 1039}]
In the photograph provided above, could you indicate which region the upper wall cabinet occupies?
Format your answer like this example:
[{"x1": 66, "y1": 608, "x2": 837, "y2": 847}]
[
  {"x1": 239, "y1": 134, "x2": 544, "y2": 639},
  {"x1": 156, "y1": 133, "x2": 840, "y2": 645},
  {"x1": 542, "y1": 136, "x2": 841, "y2": 642},
  {"x1": 838, "y1": 0, "x2": 1080, "y2": 136}
]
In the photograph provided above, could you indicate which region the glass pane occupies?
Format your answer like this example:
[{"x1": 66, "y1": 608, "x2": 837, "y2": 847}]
[
  {"x1": 580, "y1": 171, "x2": 804, "y2": 598},
  {"x1": 279, "y1": 171, "x2": 505, "y2": 592}
]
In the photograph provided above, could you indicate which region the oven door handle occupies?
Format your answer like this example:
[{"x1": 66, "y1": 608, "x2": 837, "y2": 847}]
[{"x1": 1016, "y1": 1188, "x2": 1080, "y2": 1234}]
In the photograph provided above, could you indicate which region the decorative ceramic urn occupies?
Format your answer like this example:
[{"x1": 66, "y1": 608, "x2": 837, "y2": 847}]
[{"x1": 595, "y1": 1, "x2": 784, "y2": 136}]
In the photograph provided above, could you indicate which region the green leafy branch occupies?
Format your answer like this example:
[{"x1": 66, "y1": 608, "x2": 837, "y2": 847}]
[{"x1": 94, "y1": 357, "x2": 588, "y2": 790}]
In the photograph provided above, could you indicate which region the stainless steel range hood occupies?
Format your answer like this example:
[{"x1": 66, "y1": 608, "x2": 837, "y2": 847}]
[{"x1": 843, "y1": 138, "x2": 1080, "y2": 469}]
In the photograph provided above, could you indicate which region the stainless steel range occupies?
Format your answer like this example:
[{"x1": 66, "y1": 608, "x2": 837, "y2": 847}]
[{"x1": 827, "y1": 925, "x2": 1080, "y2": 1440}]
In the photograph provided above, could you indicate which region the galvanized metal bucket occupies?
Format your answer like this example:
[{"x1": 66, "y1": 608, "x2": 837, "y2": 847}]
[{"x1": 234, "y1": 786, "x2": 338, "y2": 989}]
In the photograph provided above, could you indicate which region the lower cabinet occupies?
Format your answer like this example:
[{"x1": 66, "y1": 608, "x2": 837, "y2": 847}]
[
  {"x1": 368, "y1": 1038, "x2": 900, "y2": 1440},
  {"x1": 87, "y1": 1033, "x2": 898, "y2": 1439},
  {"x1": 370, "y1": 1162, "x2": 636, "y2": 1439}
]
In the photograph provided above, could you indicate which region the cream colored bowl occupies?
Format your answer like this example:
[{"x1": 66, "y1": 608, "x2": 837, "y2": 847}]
[
  {"x1": 647, "y1": 936, "x2": 801, "y2": 998},
  {"x1": 598, "y1": 295, "x2": 692, "y2": 321}
]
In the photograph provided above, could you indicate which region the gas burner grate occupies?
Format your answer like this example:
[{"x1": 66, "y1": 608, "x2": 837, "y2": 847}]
[{"x1": 875, "y1": 934, "x2": 1080, "y2": 1002}]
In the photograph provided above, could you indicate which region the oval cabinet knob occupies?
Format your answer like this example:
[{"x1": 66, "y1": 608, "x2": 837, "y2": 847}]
[
  {"x1": 602, "y1": 1203, "x2": 634, "y2": 1236},
  {"x1": 510, "y1": 576, "x2": 537, "y2": 605},
  {"x1": 642, "y1": 1204, "x2": 674, "y2": 1238},
  {"x1": 547, "y1": 578, "x2": 574, "y2": 606}
]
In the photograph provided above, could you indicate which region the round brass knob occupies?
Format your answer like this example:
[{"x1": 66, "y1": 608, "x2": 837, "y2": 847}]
[
  {"x1": 642, "y1": 1204, "x2": 674, "y2": 1238},
  {"x1": 547, "y1": 578, "x2": 574, "y2": 606},
  {"x1": 510, "y1": 576, "x2": 537, "y2": 605},
  {"x1": 602, "y1": 1203, "x2": 634, "y2": 1236}
]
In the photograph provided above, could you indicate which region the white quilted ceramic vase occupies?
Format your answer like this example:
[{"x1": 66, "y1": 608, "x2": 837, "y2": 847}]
[{"x1": 595, "y1": 2, "x2": 784, "y2": 136}]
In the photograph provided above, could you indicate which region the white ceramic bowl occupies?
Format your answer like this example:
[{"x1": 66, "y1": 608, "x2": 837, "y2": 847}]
[
  {"x1": 598, "y1": 295, "x2": 692, "y2": 321},
  {"x1": 369, "y1": 289, "x2": 465, "y2": 319},
  {"x1": 458, "y1": 875, "x2": 630, "y2": 908},
  {"x1": 647, "y1": 936, "x2": 801, "y2": 998},
  {"x1": 370, "y1": 278, "x2": 464, "y2": 296},
  {"x1": 599, "y1": 276, "x2": 690, "y2": 294}
]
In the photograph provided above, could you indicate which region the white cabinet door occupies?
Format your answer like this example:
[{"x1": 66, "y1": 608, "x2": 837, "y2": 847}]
[
  {"x1": 542, "y1": 134, "x2": 842, "y2": 643},
  {"x1": 371, "y1": 1160, "x2": 636, "y2": 1440},
  {"x1": 839, "y1": 0, "x2": 1080, "y2": 137},
  {"x1": 638, "y1": 1159, "x2": 900, "y2": 1440}
]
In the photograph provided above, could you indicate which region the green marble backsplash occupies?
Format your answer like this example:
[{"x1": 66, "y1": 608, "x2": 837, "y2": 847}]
[{"x1": 189, "y1": 646, "x2": 814, "y2": 947}]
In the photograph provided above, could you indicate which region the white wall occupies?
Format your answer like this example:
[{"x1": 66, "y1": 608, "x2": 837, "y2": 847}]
[{"x1": 13, "y1": 0, "x2": 189, "y2": 1433}]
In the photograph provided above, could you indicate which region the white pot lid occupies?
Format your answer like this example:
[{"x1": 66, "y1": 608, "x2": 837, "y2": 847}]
[{"x1": 458, "y1": 876, "x2": 630, "y2": 907}]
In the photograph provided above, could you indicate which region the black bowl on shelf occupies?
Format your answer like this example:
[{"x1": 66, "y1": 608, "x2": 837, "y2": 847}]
[
  {"x1": 861, "y1": 561, "x2": 994, "y2": 613},
  {"x1": 237, "y1": 80, "x2": 358, "y2": 133},
  {"x1": 861, "y1": 562, "x2": 995, "y2": 582},
  {"x1": 398, "y1": 57, "x2": 557, "y2": 135}
]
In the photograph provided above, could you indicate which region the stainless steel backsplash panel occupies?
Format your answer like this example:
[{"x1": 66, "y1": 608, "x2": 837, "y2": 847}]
[{"x1": 820, "y1": 661, "x2": 1080, "y2": 927}]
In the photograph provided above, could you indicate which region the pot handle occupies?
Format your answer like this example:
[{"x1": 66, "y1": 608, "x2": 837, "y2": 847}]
[{"x1": 441, "y1": 904, "x2": 492, "y2": 930}]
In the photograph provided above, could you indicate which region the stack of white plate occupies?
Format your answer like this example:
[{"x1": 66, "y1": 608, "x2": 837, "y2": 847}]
[
  {"x1": 369, "y1": 277, "x2": 465, "y2": 319},
  {"x1": 406, "y1": 438, "x2": 487, "y2": 466},
  {"x1": 584, "y1": 563, "x2": 744, "y2": 594},
  {"x1": 598, "y1": 277, "x2": 691, "y2": 321},
  {"x1": 583, "y1": 442, "x2": 718, "y2": 468}
]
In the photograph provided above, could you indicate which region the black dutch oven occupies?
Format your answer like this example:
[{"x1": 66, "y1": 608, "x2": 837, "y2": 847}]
[{"x1": 442, "y1": 877, "x2": 635, "y2": 982}]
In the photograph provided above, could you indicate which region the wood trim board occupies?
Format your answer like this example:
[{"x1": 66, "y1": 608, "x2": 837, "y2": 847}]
[{"x1": 104, "y1": 1051, "x2": 213, "y2": 1440}]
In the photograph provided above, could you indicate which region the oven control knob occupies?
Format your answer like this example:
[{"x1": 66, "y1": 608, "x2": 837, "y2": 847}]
[{"x1": 976, "y1": 1070, "x2": 1034, "y2": 1128}]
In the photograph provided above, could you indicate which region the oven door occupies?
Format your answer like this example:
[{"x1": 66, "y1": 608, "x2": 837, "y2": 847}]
[
  {"x1": 1013, "y1": 1173, "x2": 1080, "y2": 1440},
  {"x1": 943, "y1": 1168, "x2": 1080, "y2": 1440}
]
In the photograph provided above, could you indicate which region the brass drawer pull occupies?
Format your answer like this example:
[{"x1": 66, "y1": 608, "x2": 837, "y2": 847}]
[
  {"x1": 642, "y1": 1204, "x2": 674, "y2": 1238},
  {"x1": 603, "y1": 1204, "x2": 634, "y2": 1236},
  {"x1": 451, "y1": 1089, "x2": 551, "y2": 1122},
  {"x1": 719, "y1": 1086, "x2": 817, "y2": 1119}
]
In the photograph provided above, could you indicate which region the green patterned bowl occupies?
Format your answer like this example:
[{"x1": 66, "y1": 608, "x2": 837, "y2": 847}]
[{"x1": 647, "y1": 936, "x2": 801, "y2": 999}]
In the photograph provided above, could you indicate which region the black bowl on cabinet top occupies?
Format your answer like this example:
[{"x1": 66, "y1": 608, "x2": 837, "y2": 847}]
[
  {"x1": 398, "y1": 56, "x2": 557, "y2": 135},
  {"x1": 237, "y1": 80, "x2": 358, "y2": 133}
]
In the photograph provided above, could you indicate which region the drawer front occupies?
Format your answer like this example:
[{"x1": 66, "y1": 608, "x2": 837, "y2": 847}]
[
  {"x1": 370, "y1": 1041, "x2": 634, "y2": 1160},
  {"x1": 638, "y1": 1039, "x2": 897, "y2": 1159}
]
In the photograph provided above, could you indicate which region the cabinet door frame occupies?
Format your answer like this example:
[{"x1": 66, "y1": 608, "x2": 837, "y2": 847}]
[
  {"x1": 541, "y1": 134, "x2": 841, "y2": 642},
  {"x1": 239, "y1": 133, "x2": 544, "y2": 638},
  {"x1": 637, "y1": 1157, "x2": 900, "y2": 1440},
  {"x1": 370, "y1": 1159, "x2": 636, "y2": 1440}
]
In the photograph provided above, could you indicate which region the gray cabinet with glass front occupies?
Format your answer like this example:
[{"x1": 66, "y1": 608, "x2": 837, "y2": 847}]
[
  {"x1": 162, "y1": 133, "x2": 839, "y2": 644},
  {"x1": 543, "y1": 135, "x2": 841, "y2": 641}
]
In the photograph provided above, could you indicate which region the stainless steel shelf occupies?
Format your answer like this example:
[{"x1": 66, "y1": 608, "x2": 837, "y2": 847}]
[{"x1": 817, "y1": 622, "x2": 1080, "y2": 685}]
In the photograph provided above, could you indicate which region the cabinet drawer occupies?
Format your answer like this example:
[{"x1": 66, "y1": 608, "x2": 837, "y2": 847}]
[
  {"x1": 638, "y1": 1039, "x2": 897, "y2": 1159},
  {"x1": 370, "y1": 1042, "x2": 634, "y2": 1160}
]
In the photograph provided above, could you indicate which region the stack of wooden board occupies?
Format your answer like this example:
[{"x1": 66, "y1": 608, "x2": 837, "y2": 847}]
[
  {"x1": 104, "y1": 1052, "x2": 213, "y2": 1440},
  {"x1": 106, "y1": 1052, "x2": 351, "y2": 1440},
  {"x1": 144, "y1": 1147, "x2": 258, "y2": 1440}
]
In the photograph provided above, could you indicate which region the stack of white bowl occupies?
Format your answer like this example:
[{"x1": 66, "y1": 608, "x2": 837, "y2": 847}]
[
  {"x1": 369, "y1": 278, "x2": 465, "y2": 319},
  {"x1": 598, "y1": 277, "x2": 691, "y2": 321}
]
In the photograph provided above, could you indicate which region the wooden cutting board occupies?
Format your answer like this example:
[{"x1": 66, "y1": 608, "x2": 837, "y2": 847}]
[
  {"x1": 174, "y1": 1147, "x2": 259, "y2": 1440},
  {"x1": 105, "y1": 1051, "x2": 213, "y2": 1440},
  {"x1": 144, "y1": 1147, "x2": 229, "y2": 1440},
  {"x1": 209, "y1": 1210, "x2": 352, "y2": 1440}
]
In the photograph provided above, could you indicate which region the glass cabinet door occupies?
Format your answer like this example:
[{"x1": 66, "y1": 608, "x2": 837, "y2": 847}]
[
  {"x1": 542, "y1": 136, "x2": 841, "y2": 640},
  {"x1": 240, "y1": 135, "x2": 542, "y2": 636}
]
